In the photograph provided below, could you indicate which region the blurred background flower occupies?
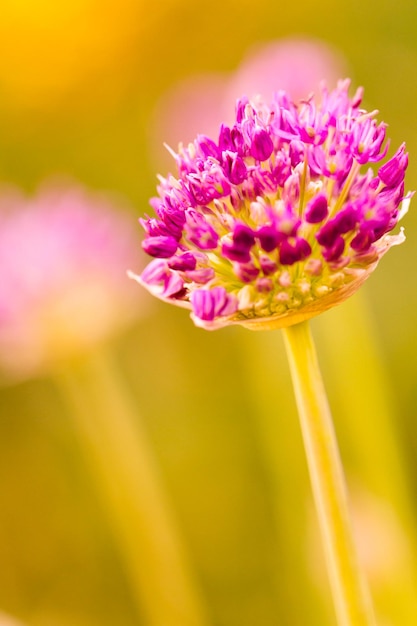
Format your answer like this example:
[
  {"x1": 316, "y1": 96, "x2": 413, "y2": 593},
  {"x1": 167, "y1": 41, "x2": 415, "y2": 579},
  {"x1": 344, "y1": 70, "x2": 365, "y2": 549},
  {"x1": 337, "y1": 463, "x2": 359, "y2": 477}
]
[
  {"x1": 0, "y1": 182, "x2": 145, "y2": 381},
  {"x1": 1, "y1": 1, "x2": 417, "y2": 625}
]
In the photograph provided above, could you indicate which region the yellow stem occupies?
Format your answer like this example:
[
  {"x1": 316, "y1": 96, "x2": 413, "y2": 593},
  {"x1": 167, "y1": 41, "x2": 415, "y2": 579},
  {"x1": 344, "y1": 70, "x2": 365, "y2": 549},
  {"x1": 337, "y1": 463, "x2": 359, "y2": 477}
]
[
  {"x1": 240, "y1": 331, "x2": 326, "y2": 625},
  {"x1": 54, "y1": 347, "x2": 209, "y2": 626},
  {"x1": 282, "y1": 321, "x2": 376, "y2": 626}
]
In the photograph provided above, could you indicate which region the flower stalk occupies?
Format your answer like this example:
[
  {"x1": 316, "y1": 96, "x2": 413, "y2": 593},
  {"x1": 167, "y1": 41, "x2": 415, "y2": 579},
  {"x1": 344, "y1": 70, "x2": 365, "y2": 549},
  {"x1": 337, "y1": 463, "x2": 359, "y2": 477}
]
[
  {"x1": 55, "y1": 348, "x2": 208, "y2": 626},
  {"x1": 282, "y1": 320, "x2": 375, "y2": 626}
]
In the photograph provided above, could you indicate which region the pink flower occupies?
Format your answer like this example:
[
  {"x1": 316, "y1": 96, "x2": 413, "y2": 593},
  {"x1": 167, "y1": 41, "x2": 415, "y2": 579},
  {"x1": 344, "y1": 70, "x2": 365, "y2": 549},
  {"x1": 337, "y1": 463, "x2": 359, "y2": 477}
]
[
  {"x1": 0, "y1": 183, "x2": 147, "y2": 378},
  {"x1": 225, "y1": 37, "x2": 348, "y2": 106},
  {"x1": 133, "y1": 80, "x2": 410, "y2": 330}
]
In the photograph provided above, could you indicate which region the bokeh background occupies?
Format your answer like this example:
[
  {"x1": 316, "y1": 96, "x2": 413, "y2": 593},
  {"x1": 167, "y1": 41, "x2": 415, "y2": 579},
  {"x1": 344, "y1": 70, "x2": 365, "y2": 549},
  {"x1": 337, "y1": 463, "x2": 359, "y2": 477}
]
[{"x1": 1, "y1": 1, "x2": 417, "y2": 625}]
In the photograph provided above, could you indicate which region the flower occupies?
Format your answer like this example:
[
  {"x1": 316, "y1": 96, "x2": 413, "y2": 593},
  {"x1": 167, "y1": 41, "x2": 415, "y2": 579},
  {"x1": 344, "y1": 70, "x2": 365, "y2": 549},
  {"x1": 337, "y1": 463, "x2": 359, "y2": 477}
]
[
  {"x1": 0, "y1": 183, "x2": 147, "y2": 379},
  {"x1": 225, "y1": 37, "x2": 348, "y2": 107},
  {"x1": 132, "y1": 80, "x2": 410, "y2": 330}
]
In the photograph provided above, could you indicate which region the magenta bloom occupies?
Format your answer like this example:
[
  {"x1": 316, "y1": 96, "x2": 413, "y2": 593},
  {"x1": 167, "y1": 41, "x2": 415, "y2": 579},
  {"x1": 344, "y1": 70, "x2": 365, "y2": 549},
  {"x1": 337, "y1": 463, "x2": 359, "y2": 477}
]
[
  {"x1": 0, "y1": 184, "x2": 146, "y2": 378},
  {"x1": 133, "y1": 80, "x2": 410, "y2": 330}
]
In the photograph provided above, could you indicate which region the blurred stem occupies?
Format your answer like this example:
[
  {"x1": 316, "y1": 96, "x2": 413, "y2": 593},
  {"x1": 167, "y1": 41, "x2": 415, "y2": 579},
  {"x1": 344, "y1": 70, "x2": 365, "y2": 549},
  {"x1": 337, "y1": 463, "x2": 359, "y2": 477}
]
[
  {"x1": 54, "y1": 347, "x2": 208, "y2": 626},
  {"x1": 282, "y1": 321, "x2": 375, "y2": 626}
]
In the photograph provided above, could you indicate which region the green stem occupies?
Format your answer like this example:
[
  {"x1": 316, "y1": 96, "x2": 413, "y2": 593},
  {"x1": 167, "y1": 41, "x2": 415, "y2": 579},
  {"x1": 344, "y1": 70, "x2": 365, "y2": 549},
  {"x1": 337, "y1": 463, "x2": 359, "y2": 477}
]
[
  {"x1": 282, "y1": 321, "x2": 376, "y2": 626},
  {"x1": 54, "y1": 347, "x2": 208, "y2": 626}
]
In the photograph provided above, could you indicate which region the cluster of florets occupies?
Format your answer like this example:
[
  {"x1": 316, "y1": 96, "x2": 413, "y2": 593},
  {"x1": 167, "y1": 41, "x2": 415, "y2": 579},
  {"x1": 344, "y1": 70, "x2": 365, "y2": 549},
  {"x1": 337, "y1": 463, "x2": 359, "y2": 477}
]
[{"x1": 134, "y1": 79, "x2": 409, "y2": 330}]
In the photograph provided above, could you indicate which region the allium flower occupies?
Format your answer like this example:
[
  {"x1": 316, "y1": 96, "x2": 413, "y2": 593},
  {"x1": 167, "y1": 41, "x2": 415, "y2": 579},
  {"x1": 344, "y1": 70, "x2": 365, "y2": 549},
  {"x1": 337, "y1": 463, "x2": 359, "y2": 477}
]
[
  {"x1": 133, "y1": 80, "x2": 410, "y2": 330},
  {"x1": 0, "y1": 183, "x2": 146, "y2": 378}
]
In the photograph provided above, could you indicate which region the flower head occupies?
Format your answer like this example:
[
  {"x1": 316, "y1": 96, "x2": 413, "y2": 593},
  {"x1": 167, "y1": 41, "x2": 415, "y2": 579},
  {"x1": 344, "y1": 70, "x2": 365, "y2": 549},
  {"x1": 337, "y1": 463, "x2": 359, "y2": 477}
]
[
  {"x1": 0, "y1": 183, "x2": 147, "y2": 379},
  {"x1": 133, "y1": 80, "x2": 410, "y2": 330}
]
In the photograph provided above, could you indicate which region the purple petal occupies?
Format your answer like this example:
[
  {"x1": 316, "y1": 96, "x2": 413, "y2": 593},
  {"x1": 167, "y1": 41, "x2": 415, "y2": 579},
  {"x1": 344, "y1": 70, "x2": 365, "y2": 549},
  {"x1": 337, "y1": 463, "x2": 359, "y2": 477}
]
[
  {"x1": 250, "y1": 129, "x2": 274, "y2": 161},
  {"x1": 305, "y1": 193, "x2": 329, "y2": 223},
  {"x1": 142, "y1": 235, "x2": 178, "y2": 258},
  {"x1": 190, "y1": 286, "x2": 238, "y2": 321},
  {"x1": 322, "y1": 235, "x2": 345, "y2": 262},
  {"x1": 279, "y1": 237, "x2": 311, "y2": 265},
  {"x1": 378, "y1": 143, "x2": 408, "y2": 188},
  {"x1": 168, "y1": 252, "x2": 197, "y2": 271}
]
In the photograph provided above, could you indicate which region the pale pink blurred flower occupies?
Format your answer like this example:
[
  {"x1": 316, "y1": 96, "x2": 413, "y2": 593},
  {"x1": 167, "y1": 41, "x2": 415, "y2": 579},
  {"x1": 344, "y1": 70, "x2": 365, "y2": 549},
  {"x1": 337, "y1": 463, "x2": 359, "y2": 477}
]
[
  {"x1": 351, "y1": 489, "x2": 411, "y2": 586},
  {"x1": 225, "y1": 37, "x2": 348, "y2": 106},
  {"x1": 149, "y1": 73, "x2": 230, "y2": 171},
  {"x1": 308, "y1": 487, "x2": 412, "y2": 611},
  {"x1": 0, "y1": 183, "x2": 147, "y2": 380},
  {"x1": 149, "y1": 37, "x2": 348, "y2": 170}
]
